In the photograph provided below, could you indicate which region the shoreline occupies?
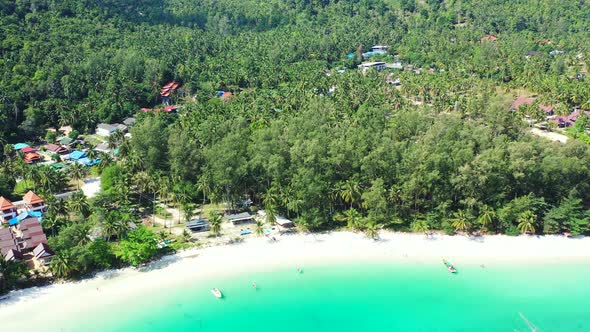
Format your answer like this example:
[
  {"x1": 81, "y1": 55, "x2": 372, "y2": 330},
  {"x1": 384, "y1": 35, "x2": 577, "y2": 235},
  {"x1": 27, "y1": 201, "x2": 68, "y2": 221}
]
[{"x1": 1, "y1": 231, "x2": 590, "y2": 318}]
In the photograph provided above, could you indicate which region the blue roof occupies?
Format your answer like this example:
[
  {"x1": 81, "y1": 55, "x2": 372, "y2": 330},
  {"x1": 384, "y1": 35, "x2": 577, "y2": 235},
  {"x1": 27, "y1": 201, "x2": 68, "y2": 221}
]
[
  {"x1": 13, "y1": 143, "x2": 30, "y2": 150},
  {"x1": 69, "y1": 150, "x2": 86, "y2": 160},
  {"x1": 8, "y1": 210, "x2": 43, "y2": 225},
  {"x1": 216, "y1": 91, "x2": 225, "y2": 97},
  {"x1": 78, "y1": 157, "x2": 101, "y2": 166}
]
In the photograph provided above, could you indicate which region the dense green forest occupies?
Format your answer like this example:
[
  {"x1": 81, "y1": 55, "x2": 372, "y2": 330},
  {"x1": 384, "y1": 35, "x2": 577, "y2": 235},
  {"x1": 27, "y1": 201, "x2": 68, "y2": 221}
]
[{"x1": 1, "y1": 0, "x2": 590, "y2": 288}]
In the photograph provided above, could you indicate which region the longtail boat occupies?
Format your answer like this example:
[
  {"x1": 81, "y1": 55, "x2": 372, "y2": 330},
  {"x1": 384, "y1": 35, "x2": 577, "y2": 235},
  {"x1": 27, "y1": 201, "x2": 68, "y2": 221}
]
[{"x1": 442, "y1": 258, "x2": 457, "y2": 274}]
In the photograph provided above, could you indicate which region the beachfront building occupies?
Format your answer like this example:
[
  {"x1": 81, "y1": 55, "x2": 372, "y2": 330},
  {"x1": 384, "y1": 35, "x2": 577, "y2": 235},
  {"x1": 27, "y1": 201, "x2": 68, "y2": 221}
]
[
  {"x1": 16, "y1": 217, "x2": 48, "y2": 253},
  {"x1": 226, "y1": 212, "x2": 254, "y2": 225},
  {"x1": 0, "y1": 228, "x2": 18, "y2": 256},
  {"x1": 0, "y1": 196, "x2": 18, "y2": 223},
  {"x1": 358, "y1": 62, "x2": 386, "y2": 72},
  {"x1": 23, "y1": 191, "x2": 46, "y2": 213},
  {"x1": 186, "y1": 219, "x2": 210, "y2": 232},
  {"x1": 32, "y1": 243, "x2": 55, "y2": 268},
  {"x1": 275, "y1": 216, "x2": 295, "y2": 232}
]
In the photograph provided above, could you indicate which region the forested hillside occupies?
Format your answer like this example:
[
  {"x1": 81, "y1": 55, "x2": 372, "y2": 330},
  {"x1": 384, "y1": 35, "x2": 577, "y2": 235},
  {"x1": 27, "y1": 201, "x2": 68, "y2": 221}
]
[{"x1": 1, "y1": 0, "x2": 590, "y2": 238}]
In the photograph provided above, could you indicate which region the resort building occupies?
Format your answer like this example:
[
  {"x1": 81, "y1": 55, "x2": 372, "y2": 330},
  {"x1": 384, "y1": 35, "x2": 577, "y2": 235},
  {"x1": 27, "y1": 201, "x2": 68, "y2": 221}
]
[
  {"x1": 358, "y1": 62, "x2": 386, "y2": 72},
  {"x1": 185, "y1": 219, "x2": 210, "y2": 232},
  {"x1": 371, "y1": 45, "x2": 389, "y2": 53},
  {"x1": 44, "y1": 143, "x2": 70, "y2": 154},
  {"x1": 68, "y1": 150, "x2": 86, "y2": 161},
  {"x1": 511, "y1": 97, "x2": 554, "y2": 116},
  {"x1": 23, "y1": 152, "x2": 41, "y2": 164},
  {"x1": 16, "y1": 217, "x2": 48, "y2": 253},
  {"x1": 0, "y1": 228, "x2": 18, "y2": 256},
  {"x1": 225, "y1": 212, "x2": 254, "y2": 225},
  {"x1": 0, "y1": 196, "x2": 18, "y2": 223},
  {"x1": 23, "y1": 191, "x2": 46, "y2": 213},
  {"x1": 32, "y1": 243, "x2": 55, "y2": 268},
  {"x1": 96, "y1": 123, "x2": 128, "y2": 137}
]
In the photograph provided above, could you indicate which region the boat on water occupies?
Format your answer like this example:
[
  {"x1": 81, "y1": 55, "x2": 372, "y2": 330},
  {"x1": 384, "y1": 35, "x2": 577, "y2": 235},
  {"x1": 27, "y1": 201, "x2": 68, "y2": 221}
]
[
  {"x1": 442, "y1": 259, "x2": 457, "y2": 274},
  {"x1": 211, "y1": 288, "x2": 223, "y2": 299}
]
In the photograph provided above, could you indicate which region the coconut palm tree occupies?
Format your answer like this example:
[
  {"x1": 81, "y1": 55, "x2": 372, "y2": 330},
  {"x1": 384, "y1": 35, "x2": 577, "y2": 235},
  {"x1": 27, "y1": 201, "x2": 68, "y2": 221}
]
[
  {"x1": 208, "y1": 211, "x2": 223, "y2": 237},
  {"x1": 478, "y1": 205, "x2": 496, "y2": 232},
  {"x1": 42, "y1": 214, "x2": 61, "y2": 237},
  {"x1": 69, "y1": 163, "x2": 87, "y2": 190},
  {"x1": 335, "y1": 208, "x2": 362, "y2": 230},
  {"x1": 364, "y1": 220, "x2": 380, "y2": 240},
  {"x1": 411, "y1": 218, "x2": 429, "y2": 235},
  {"x1": 451, "y1": 210, "x2": 470, "y2": 233},
  {"x1": 67, "y1": 191, "x2": 90, "y2": 219},
  {"x1": 254, "y1": 220, "x2": 265, "y2": 236},
  {"x1": 50, "y1": 252, "x2": 74, "y2": 279},
  {"x1": 338, "y1": 178, "x2": 361, "y2": 209},
  {"x1": 265, "y1": 204, "x2": 277, "y2": 225},
  {"x1": 517, "y1": 211, "x2": 536, "y2": 234}
]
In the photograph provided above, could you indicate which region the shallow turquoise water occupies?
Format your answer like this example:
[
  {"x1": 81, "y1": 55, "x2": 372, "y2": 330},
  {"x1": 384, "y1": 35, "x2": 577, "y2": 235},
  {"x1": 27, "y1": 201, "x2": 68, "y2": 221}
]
[{"x1": 49, "y1": 261, "x2": 590, "y2": 331}]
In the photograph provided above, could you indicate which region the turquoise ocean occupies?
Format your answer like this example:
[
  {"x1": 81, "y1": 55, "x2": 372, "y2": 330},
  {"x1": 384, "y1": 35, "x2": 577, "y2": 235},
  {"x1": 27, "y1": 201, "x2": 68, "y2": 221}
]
[{"x1": 45, "y1": 261, "x2": 590, "y2": 331}]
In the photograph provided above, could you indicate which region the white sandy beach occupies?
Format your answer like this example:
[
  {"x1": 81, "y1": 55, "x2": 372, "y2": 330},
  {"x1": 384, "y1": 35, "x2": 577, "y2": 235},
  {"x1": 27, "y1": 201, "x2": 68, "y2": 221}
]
[{"x1": 1, "y1": 231, "x2": 590, "y2": 327}]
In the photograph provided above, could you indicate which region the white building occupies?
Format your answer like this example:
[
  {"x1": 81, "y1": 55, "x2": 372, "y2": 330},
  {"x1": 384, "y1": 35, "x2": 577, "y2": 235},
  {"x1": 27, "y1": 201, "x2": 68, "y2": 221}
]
[
  {"x1": 96, "y1": 123, "x2": 127, "y2": 137},
  {"x1": 358, "y1": 62, "x2": 386, "y2": 72}
]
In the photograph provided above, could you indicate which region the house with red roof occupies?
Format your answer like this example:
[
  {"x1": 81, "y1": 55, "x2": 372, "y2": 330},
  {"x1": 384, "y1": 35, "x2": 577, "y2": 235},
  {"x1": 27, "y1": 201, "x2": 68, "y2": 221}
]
[
  {"x1": 511, "y1": 97, "x2": 554, "y2": 116},
  {"x1": 23, "y1": 152, "x2": 41, "y2": 164},
  {"x1": 23, "y1": 191, "x2": 46, "y2": 212},
  {"x1": 44, "y1": 143, "x2": 70, "y2": 154},
  {"x1": 0, "y1": 196, "x2": 18, "y2": 223}
]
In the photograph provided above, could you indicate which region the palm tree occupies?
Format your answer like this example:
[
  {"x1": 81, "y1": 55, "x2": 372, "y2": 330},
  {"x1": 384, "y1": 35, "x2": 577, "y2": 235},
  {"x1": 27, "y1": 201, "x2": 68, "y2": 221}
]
[
  {"x1": 451, "y1": 210, "x2": 470, "y2": 233},
  {"x1": 69, "y1": 163, "x2": 87, "y2": 190},
  {"x1": 338, "y1": 178, "x2": 361, "y2": 209},
  {"x1": 67, "y1": 191, "x2": 90, "y2": 219},
  {"x1": 364, "y1": 220, "x2": 380, "y2": 240},
  {"x1": 478, "y1": 205, "x2": 496, "y2": 232},
  {"x1": 254, "y1": 220, "x2": 265, "y2": 236},
  {"x1": 50, "y1": 252, "x2": 74, "y2": 279},
  {"x1": 42, "y1": 214, "x2": 61, "y2": 237},
  {"x1": 411, "y1": 218, "x2": 429, "y2": 235},
  {"x1": 265, "y1": 204, "x2": 277, "y2": 225},
  {"x1": 517, "y1": 211, "x2": 536, "y2": 234},
  {"x1": 336, "y1": 208, "x2": 362, "y2": 230},
  {"x1": 208, "y1": 211, "x2": 223, "y2": 237}
]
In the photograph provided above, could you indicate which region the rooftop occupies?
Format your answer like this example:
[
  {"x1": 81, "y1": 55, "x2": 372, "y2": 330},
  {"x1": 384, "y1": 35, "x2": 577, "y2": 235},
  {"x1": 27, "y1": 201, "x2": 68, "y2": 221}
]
[{"x1": 23, "y1": 191, "x2": 44, "y2": 205}]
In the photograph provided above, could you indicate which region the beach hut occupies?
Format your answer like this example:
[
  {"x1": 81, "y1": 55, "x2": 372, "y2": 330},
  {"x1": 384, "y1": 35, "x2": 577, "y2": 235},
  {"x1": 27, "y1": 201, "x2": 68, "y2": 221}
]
[
  {"x1": 0, "y1": 196, "x2": 18, "y2": 223},
  {"x1": 185, "y1": 219, "x2": 210, "y2": 232},
  {"x1": 225, "y1": 212, "x2": 254, "y2": 225}
]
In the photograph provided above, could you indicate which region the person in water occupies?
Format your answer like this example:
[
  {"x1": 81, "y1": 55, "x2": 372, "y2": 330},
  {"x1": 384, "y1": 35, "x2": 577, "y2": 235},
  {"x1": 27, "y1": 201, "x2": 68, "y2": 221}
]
[{"x1": 252, "y1": 282, "x2": 257, "y2": 289}]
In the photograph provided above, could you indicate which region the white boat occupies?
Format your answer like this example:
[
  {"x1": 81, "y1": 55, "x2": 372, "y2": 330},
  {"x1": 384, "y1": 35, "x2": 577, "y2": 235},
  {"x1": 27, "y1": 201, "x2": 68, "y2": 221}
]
[{"x1": 211, "y1": 288, "x2": 223, "y2": 299}]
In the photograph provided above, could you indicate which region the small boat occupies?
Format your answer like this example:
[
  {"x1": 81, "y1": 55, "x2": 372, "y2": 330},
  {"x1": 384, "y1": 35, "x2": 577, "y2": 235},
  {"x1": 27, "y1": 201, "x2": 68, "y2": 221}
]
[
  {"x1": 211, "y1": 288, "x2": 223, "y2": 298},
  {"x1": 442, "y1": 259, "x2": 457, "y2": 274}
]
